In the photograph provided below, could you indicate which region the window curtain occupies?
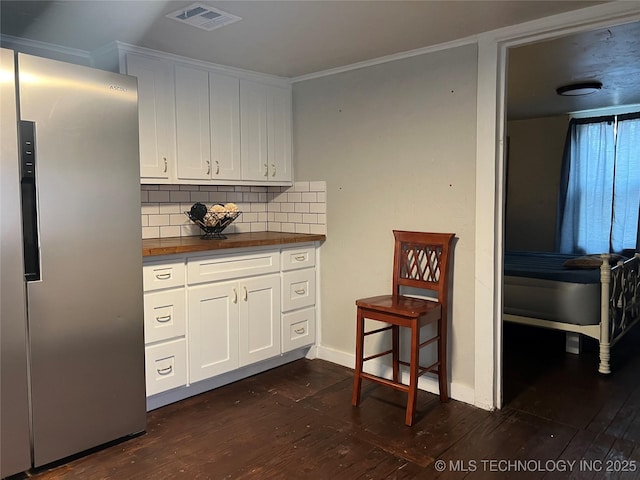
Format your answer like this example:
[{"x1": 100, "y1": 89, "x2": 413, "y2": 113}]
[
  {"x1": 613, "y1": 114, "x2": 640, "y2": 252},
  {"x1": 556, "y1": 114, "x2": 640, "y2": 254},
  {"x1": 556, "y1": 117, "x2": 616, "y2": 254}
]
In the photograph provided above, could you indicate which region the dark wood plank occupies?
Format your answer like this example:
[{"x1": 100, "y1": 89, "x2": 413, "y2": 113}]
[{"x1": 22, "y1": 339, "x2": 640, "y2": 480}]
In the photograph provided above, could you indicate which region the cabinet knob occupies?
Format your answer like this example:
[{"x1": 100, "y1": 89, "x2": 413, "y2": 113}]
[
  {"x1": 271, "y1": 164, "x2": 276, "y2": 177},
  {"x1": 263, "y1": 163, "x2": 268, "y2": 177},
  {"x1": 215, "y1": 160, "x2": 220, "y2": 175},
  {"x1": 155, "y1": 272, "x2": 171, "y2": 280},
  {"x1": 206, "y1": 160, "x2": 211, "y2": 175},
  {"x1": 232, "y1": 287, "x2": 238, "y2": 304},
  {"x1": 163, "y1": 157, "x2": 167, "y2": 173},
  {"x1": 295, "y1": 327, "x2": 305, "y2": 335},
  {"x1": 295, "y1": 289, "x2": 306, "y2": 295},
  {"x1": 157, "y1": 365, "x2": 173, "y2": 376},
  {"x1": 294, "y1": 255, "x2": 306, "y2": 261},
  {"x1": 243, "y1": 285, "x2": 248, "y2": 301}
]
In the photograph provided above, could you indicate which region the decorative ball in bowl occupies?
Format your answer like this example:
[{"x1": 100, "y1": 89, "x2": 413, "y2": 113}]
[{"x1": 185, "y1": 202, "x2": 241, "y2": 239}]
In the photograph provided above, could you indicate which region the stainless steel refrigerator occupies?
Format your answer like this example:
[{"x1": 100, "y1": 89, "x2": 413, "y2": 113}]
[{"x1": 1, "y1": 48, "x2": 146, "y2": 478}]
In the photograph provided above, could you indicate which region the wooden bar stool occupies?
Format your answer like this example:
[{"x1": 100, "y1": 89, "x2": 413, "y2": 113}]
[{"x1": 351, "y1": 230, "x2": 455, "y2": 426}]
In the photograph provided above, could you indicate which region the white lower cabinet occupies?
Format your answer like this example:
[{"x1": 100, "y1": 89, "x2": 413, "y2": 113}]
[
  {"x1": 145, "y1": 338, "x2": 187, "y2": 396},
  {"x1": 188, "y1": 281, "x2": 239, "y2": 382},
  {"x1": 143, "y1": 243, "x2": 318, "y2": 403},
  {"x1": 282, "y1": 307, "x2": 316, "y2": 353},
  {"x1": 188, "y1": 271, "x2": 281, "y2": 383},
  {"x1": 238, "y1": 274, "x2": 281, "y2": 366}
]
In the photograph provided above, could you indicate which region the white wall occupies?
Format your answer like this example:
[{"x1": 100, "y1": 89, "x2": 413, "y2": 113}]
[
  {"x1": 505, "y1": 115, "x2": 569, "y2": 251},
  {"x1": 293, "y1": 45, "x2": 478, "y2": 398}
]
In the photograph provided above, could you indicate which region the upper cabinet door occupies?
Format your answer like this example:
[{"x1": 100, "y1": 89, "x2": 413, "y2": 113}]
[
  {"x1": 175, "y1": 65, "x2": 211, "y2": 180},
  {"x1": 210, "y1": 72, "x2": 241, "y2": 180},
  {"x1": 240, "y1": 79, "x2": 269, "y2": 181},
  {"x1": 267, "y1": 84, "x2": 292, "y2": 182},
  {"x1": 125, "y1": 54, "x2": 175, "y2": 181},
  {"x1": 240, "y1": 80, "x2": 292, "y2": 182}
]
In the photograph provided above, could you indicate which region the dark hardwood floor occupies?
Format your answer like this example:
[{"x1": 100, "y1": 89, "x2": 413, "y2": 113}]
[{"x1": 20, "y1": 325, "x2": 640, "y2": 480}]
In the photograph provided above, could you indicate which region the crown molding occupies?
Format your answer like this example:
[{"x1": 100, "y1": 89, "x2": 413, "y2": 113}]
[{"x1": 0, "y1": 34, "x2": 91, "y2": 61}]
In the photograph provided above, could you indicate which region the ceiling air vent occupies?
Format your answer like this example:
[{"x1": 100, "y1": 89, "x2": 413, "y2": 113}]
[{"x1": 166, "y1": 3, "x2": 241, "y2": 31}]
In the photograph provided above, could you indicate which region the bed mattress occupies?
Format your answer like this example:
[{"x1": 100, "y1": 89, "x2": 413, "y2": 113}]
[{"x1": 504, "y1": 252, "x2": 601, "y2": 326}]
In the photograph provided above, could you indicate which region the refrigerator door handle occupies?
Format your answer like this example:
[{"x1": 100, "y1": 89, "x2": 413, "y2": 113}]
[{"x1": 19, "y1": 120, "x2": 40, "y2": 282}]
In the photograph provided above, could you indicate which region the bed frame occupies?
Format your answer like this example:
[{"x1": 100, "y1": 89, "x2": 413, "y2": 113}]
[{"x1": 504, "y1": 253, "x2": 640, "y2": 374}]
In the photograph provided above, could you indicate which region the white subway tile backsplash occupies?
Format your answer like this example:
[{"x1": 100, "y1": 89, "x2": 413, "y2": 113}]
[
  {"x1": 169, "y1": 191, "x2": 191, "y2": 203},
  {"x1": 310, "y1": 224, "x2": 327, "y2": 235},
  {"x1": 142, "y1": 226, "x2": 160, "y2": 238},
  {"x1": 309, "y1": 203, "x2": 326, "y2": 214},
  {"x1": 294, "y1": 203, "x2": 310, "y2": 213},
  {"x1": 301, "y1": 192, "x2": 317, "y2": 203},
  {"x1": 287, "y1": 192, "x2": 302, "y2": 203},
  {"x1": 148, "y1": 214, "x2": 170, "y2": 227},
  {"x1": 190, "y1": 191, "x2": 209, "y2": 202},
  {"x1": 309, "y1": 181, "x2": 326, "y2": 192},
  {"x1": 141, "y1": 181, "x2": 326, "y2": 239},
  {"x1": 280, "y1": 203, "x2": 294, "y2": 213},
  {"x1": 288, "y1": 213, "x2": 303, "y2": 223},
  {"x1": 142, "y1": 203, "x2": 160, "y2": 215},
  {"x1": 148, "y1": 191, "x2": 170, "y2": 203},
  {"x1": 159, "y1": 204, "x2": 181, "y2": 214},
  {"x1": 160, "y1": 226, "x2": 181, "y2": 237},
  {"x1": 294, "y1": 181, "x2": 310, "y2": 192},
  {"x1": 303, "y1": 214, "x2": 318, "y2": 224}
]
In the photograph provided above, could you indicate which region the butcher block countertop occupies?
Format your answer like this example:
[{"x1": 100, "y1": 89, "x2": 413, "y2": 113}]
[{"x1": 142, "y1": 232, "x2": 326, "y2": 257}]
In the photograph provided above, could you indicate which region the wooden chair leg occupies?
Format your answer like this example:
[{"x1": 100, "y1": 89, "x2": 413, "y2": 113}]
[
  {"x1": 352, "y1": 308, "x2": 365, "y2": 406},
  {"x1": 405, "y1": 320, "x2": 420, "y2": 426},
  {"x1": 392, "y1": 325, "x2": 399, "y2": 383},
  {"x1": 438, "y1": 316, "x2": 449, "y2": 402}
]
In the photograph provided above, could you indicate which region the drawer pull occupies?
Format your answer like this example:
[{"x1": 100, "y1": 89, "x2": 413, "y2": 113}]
[
  {"x1": 157, "y1": 365, "x2": 173, "y2": 376},
  {"x1": 294, "y1": 327, "x2": 305, "y2": 335},
  {"x1": 232, "y1": 287, "x2": 238, "y2": 304},
  {"x1": 263, "y1": 163, "x2": 268, "y2": 177},
  {"x1": 155, "y1": 272, "x2": 172, "y2": 280},
  {"x1": 243, "y1": 286, "x2": 248, "y2": 301},
  {"x1": 294, "y1": 255, "x2": 306, "y2": 261},
  {"x1": 156, "y1": 314, "x2": 172, "y2": 323},
  {"x1": 295, "y1": 289, "x2": 306, "y2": 295}
]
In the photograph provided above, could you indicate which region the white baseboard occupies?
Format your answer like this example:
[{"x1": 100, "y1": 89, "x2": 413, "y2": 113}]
[{"x1": 315, "y1": 345, "x2": 477, "y2": 408}]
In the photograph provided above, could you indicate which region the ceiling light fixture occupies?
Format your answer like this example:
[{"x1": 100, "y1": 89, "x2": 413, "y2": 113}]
[{"x1": 556, "y1": 81, "x2": 603, "y2": 96}]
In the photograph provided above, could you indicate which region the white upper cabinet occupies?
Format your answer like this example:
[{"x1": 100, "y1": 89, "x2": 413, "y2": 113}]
[
  {"x1": 267, "y1": 84, "x2": 292, "y2": 182},
  {"x1": 125, "y1": 53, "x2": 175, "y2": 182},
  {"x1": 209, "y1": 72, "x2": 241, "y2": 180},
  {"x1": 96, "y1": 44, "x2": 291, "y2": 185},
  {"x1": 241, "y1": 80, "x2": 292, "y2": 182},
  {"x1": 175, "y1": 66, "x2": 242, "y2": 181},
  {"x1": 240, "y1": 79, "x2": 269, "y2": 181},
  {"x1": 175, "y1": 65, "x2": 212, "y2": 180}
]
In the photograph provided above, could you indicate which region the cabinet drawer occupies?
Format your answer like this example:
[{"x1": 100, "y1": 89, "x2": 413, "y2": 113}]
[
  {"x1": 145, "y1": 338, "x2": 187, "y2": 396},
  {"x1": 281, "y1": 245, "x2": 316, "y2": 271},
  {"x1": 282, "y1": 308, "x2": 316, "y2": 352},
  {"x1": 144, "y1": 289, "x2": 186, "y2": 344},
  {"x1": 143, "y1": 260, "x2": 185, "y2": 291},
  {"x1": 188, "y1": 250, "x2": 279, "y2": 284},
  {"x1": 282, "y1": 268, "x2": 316, "y2": 312}
]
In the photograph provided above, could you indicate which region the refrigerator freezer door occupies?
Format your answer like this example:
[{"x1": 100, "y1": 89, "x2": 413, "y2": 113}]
[
  {"x1": 0, "y1": 47, "x2": 32, "y2": 479},
  {"x1": 17, "y1": 53, "x2": 146, "y2": 467}
]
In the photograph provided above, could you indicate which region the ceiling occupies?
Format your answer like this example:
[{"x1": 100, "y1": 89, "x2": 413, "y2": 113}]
[
  {"x1": 507, "y1": 20, "x2": 640, "y2": 120},
  {"x1": 1, "y1": 1, "x2": 639, "y2": 118}
]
